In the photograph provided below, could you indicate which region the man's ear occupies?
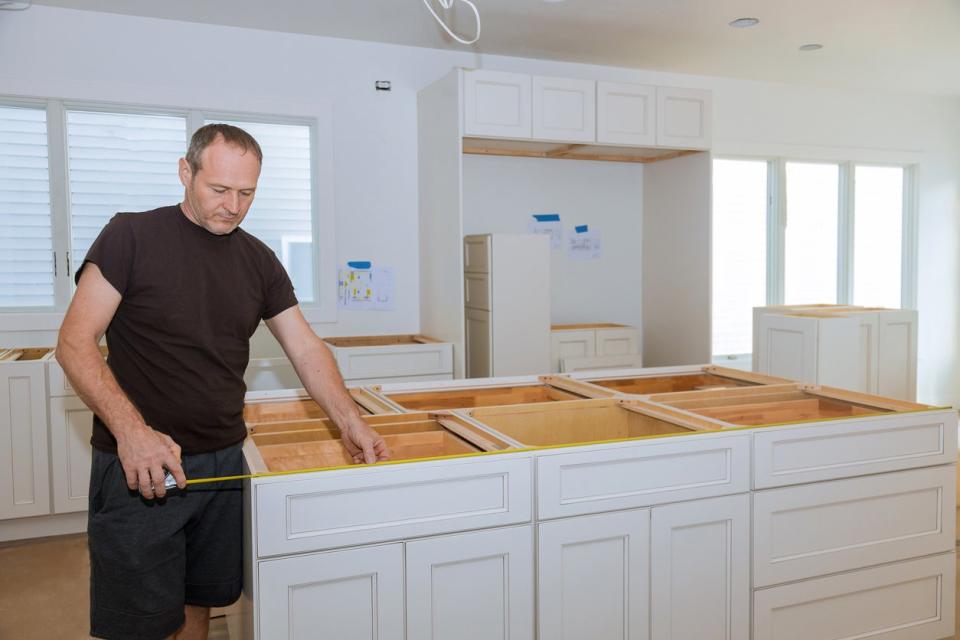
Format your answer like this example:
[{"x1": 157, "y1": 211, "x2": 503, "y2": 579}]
[{"x1": 178, "y1": 157, "x2": 192, "y2": 188}]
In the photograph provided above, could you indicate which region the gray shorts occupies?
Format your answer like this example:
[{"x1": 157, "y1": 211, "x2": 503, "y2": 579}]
[{"x1": 87, "y1": 443, "x2": 243, "y2": 640}]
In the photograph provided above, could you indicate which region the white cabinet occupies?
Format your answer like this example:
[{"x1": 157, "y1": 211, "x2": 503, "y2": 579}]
[
  {"x1": 551, "y1": 324, "x2": 642, "y2": 373},
  {"x1": 406, "y1": 525, "x2": 534, "y2": 640},
  {"x1": 756, "y1": 313, "x2": 860, "y2": 389},
  {"x1": 655, "y1": 87, "x2": 712, "y2": 149},
  {"x1": 752, "y1": 305, "x2": 919, "y2": 400},
  {"x1": 532, "y1": 75, "x2": 596, "y2": 142},
  {"x1": 464, "y1": 234, "x2": 550, "y2": 377},
  {"x1": 258, "y1": 544, "x2": 404, "y2": 640},
  {"x1": 597, "y1": 81, "x2": 656, "y2": 146},
  {"x1": 753, "y1": 552, "x2": 955, "y2": 640},
  {"x1": 538, "y1": 508, "x2": 651, "y2": 640},
  {"x1": 463, "y1": 70, "x2": 532, "y2": 138},
  {"x1": 49, "y1": 395, "x2": 94, "y2": 514},
  {"x1": 0, "y1": 355, "x2": 51, "y2": 519},
  {"x1": 651, "y1": 494, "x2": 750, "y2": 640}
]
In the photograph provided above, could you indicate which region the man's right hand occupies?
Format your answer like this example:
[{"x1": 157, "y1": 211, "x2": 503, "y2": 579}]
[{"x1": 115, "y1": 426, "x2": 186, "y2": 499}]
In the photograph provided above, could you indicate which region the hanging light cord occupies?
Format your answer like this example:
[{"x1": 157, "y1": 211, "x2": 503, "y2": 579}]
[{"x1": 422, "y1": 0, "x2": 481, "y2": 45}]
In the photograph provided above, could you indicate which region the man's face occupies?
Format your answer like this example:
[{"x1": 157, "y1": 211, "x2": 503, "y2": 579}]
[{"x1": 178, "y1": 137, "x2": 261, "y2": 235}]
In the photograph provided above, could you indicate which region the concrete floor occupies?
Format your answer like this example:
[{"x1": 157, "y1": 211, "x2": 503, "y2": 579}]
[{"x1": 1, "y1": 517, "x2": 959, "y2": 640}]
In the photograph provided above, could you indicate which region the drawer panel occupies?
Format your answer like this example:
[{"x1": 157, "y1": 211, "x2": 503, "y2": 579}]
[
  {"x1": 464, "y1": 273, "x2": 491, "y2": 311},
  {"x1": 754, "y1": 465, "x2": 956, "y2": 587},
  {"x1": 754, "y1": 409, "x2": 957, "y2": 488},
  {"x1": 255, "y1": 454, "x2": 532, "y2": 557},
  {"x1": 536, "y1": 433, "x2": 750, "y2": 519},
  {"x1": 753, "y1": 552, "x2": 955, "y2": 640},
  {"x1": 464, "y1": 236, "x2": 491, "y2": 274},
  {"x1": 334, "y1": 343, "x2": 454, "y2": 380}
]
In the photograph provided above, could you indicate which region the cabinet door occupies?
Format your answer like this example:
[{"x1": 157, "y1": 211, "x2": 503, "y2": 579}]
[
  {"x1": 757, "y1": 314, "x2": 818, "y2": 383},
  {"x1": 655, "y1": 87, "x2": 711, "y2": 149},
  {"x1": 0, "y1": 361, "x2": 50, "y2": 519},
  {"x1": 49, "y1": 395, "x2": 94, "y2": 514},
  {"x1": 550, "y1": 329, "x2": 597, "y2": 373},
  {"x1": 539, "y1": 509, "x2": 651, "y2": 640},
  {"x1": 463, "y1": 70, "x2": 531, "y2": 138},
  {"x1": 465, "y1": 307, "x2": 492, "y2": 378},
  {"x1": 597, "y1": 82, "x2": 656, "y2": 146},
  {"x1": 406, "y1": 526, "x2": 534, "y2": 640},
  {"x1": 877, "y1": 309, "x2": 918, "y2": 401},
  {"x1": 595, "y1": 326, "x2": 640, "y2": 357},
  {"x1": 258, "y1": 544, "x2": 404, "y2": 640},
  {"x1": 532, "y1": 75, "x2": 596, "y2": 142},
  {"x1": 853, "y1": 313, "x2": 880, "y2": 393},
  {"x1": 650, "y1": 494, "x2": 750, "y2": 640}
]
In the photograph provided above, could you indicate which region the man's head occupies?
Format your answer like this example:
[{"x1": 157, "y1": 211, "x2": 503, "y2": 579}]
[{"x1": 178, "y1": 124, "x2": 263, "y2": 235}]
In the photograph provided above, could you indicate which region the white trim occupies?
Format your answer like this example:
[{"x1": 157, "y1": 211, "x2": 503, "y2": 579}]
[
  {"x1": 0, "y1": 312, "x2": 64, "y2": 332},
  {"x1": 714, "y1": 140, "x2": 924, "y2": 166},
  {"x1": 837, "y1": 161, "x2": 855, "y2": 304},
  {"x1": 901, "y1": 164, "x2": 920, "y2": 310}
]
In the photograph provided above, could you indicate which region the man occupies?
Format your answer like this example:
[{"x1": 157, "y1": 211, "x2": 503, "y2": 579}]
[{"x1": 56, "y1": 123, "x2": 389, "y2": 640}]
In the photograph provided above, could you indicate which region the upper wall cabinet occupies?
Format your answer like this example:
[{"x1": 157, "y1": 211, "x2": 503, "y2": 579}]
[
  {"x1": 463, "y1": 70, "x2": 532, "y2": 138},
  {"x1": 532, "y1": 76, "x2": 596, "y2": 142},
  {"x1": 596, "y1": 81, "x2": 656, "y2": 146},
  {"x1": 656, "y1": 86, "x2": 712, "y2": 150}
]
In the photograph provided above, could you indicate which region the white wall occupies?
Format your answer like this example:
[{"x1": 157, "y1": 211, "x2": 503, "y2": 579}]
[
  {"x1": 2, "y1": 6, "x2": 959, "y2": 404},
  {"x1": 462, "y1": 155, "x2": 643, "y2": 328}
]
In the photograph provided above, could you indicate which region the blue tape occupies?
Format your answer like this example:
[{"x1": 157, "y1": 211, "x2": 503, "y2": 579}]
[
  {"x1": 532, "y1": 214, "x2": 560, "y2": 222},
  {"x1": 347, "y1": 261, "x2": 372, "y2": 269},
  {"x1": 575, "y1": 225, "x2": 588, "y2": 234}
]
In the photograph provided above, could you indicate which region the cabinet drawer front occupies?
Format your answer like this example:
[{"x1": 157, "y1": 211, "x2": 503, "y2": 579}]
[
  {"x1": 754, "y1": 410, "x2": 958, "y2": 488},
  {"x1": 256, "y1": 455, "x2": 532, "y2": 557},
  {"x1": 753, "y1": 552, "x2": 955, "y2": 640},
  {"x1": 549, "y1": 329, "x2": 596, "y2": 373},
  {"x1": 537, "y1": 434, "x2": 750, "y2": 519},
  {"x1": 464, "y1": 236, "x2": 491, "y2": 274},
  {"x1": 464, "y1": 273, "x2": 491, "y2": 310},
  {"x1": 754, "y1": 466, "x2": 956, "y2": 587},
  {"x1": 258, "y1": 544, "x2": 404, "y2": 640},
  {"x1": 334, "y1": 343, "x2": 453, "y2": 380}
]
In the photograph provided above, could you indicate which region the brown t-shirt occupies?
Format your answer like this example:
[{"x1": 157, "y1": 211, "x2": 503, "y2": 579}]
[{"x1": 77, "y1": 205, "x2": 298, "y2": 454}]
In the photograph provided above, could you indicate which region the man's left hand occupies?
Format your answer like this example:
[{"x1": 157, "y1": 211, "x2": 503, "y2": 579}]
[{"x1": 341, "y1": 418, "x2": 390, "y2": 464}]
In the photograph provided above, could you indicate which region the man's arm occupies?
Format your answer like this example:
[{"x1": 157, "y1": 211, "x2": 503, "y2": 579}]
[
  {"x1": 56, "y1": 264, "x2": 185, "y2": 498},
  {"x1": 265, "y1": 306, "x2": 389, "y2": 464}
]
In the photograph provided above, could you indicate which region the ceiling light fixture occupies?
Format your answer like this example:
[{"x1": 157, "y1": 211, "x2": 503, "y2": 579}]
[
  {"x1": 799, "y1": 43, "x2": 824, "y2": 51},
  {"x1": 423, "y1": 0, "x2": 481, "y2": 45},
  {"x1": 0, "y1": 1, "x2": 32, "y2": 10},
  {"x1": 728, "y1": 17, "x2": 759, "y2": 28}
]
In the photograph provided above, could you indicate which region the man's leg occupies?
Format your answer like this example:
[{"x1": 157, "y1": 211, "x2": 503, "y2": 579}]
[{"x1": 171, "y1": 605, "x2": 210, "y2": 640}]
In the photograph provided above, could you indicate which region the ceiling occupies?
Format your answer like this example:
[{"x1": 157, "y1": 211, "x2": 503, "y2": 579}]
[{"x1": 27, "y1": 0, "x2": 960, "y2": 96}]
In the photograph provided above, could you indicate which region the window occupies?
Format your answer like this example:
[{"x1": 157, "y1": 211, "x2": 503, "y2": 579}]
[
  {"x1": 712, "y1": 159, "x2": 767, "y2": 357},
  {"x1": 0, "y1": 97, "x2": 328, "y2": 317},
  {"x1": 853, "y1": 165, "x2": 903, "y2": 308},
  {"x1": 206, "y1": 119, "x2": 315, "y2": 302},
  {"x1": 784, "y1": 162, "x2": 839, "y2": 305},
  {"x1": 66, "y1": 109, "x2": 187, "y2": 273},
  {"x1": 711, "y1": 157, "x2": 914, "y2": 358},
  {"x1": 0, "y1": 105, "x2": 54, "y2": 308}
]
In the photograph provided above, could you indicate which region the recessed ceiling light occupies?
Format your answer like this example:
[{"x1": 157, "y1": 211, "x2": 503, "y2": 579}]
[
  {"x1": 0, "y1": 1, "x2": 32, "y2": 9},
  {"x1": 729, "y1": 17, "x2": 759, "y2": 28},
  {"x1": 799, "y1": 43, "x2": 824, "y2": 51}
]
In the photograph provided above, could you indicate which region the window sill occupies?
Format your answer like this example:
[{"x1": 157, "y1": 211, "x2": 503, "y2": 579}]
[{"x1": 0, "y1": 312, "x2": 65, "y2": 333}]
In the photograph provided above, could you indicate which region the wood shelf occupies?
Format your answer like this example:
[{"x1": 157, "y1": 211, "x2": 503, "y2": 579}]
[{"x1": 462, "y1": 137, "x2": 702, "y2": 164}]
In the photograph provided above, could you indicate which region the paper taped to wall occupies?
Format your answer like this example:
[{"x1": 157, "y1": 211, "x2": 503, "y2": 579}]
[{"x1": 338, "y1": 261, "x2": 395, "y2": 310}]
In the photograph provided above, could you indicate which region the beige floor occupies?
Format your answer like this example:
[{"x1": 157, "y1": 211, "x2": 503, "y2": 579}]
[{"x1": 2, "y1": 518, "x2": 959, "y2": 640}]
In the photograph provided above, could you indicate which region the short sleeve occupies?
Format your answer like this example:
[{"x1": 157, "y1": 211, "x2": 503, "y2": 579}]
[
  {"x1": 76, "y1": 213, "x2": 135, "y2": 296},
  {"x1": 261, "y1": 250, "x2": 298, "y2": 320}
]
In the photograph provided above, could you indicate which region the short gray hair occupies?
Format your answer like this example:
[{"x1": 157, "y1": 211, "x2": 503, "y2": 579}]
[{"x1": 185, "y1": 123, "x2": 263, "y2": 174}]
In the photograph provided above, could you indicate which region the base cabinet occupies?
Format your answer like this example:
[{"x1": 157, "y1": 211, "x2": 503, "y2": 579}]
[
  {"x1": 406, "y1": 526, "x2": 534, "y2": 640},
  {"x1": 538, "y1": 509, "x2": 651, "y2": 640},
  {"x1": 0, "y1": 359, "x2": 50, "y2": 519},
  {"x1": 650, "y1": 494, "x2": 750, "y2": 640},
  {"x1": 258, "y1": 544, "x2": 404, "y2": 640}
]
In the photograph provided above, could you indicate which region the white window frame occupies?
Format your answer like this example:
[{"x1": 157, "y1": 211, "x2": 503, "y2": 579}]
[
  {"x1": 0, "y1": 95, "x2": 336, "y2": 329},
  {"x1": 711, "y1": 153, "x2": 918, "y2": 360}
]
